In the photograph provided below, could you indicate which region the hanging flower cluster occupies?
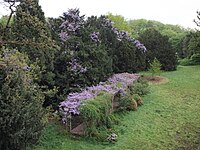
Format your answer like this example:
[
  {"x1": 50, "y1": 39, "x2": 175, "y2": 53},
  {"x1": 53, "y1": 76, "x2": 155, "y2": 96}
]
[
  {"x1": 59, "y1": 73, "x2": 140, "y2": 123},
  {"x1": 114, "y1": 29, "x2": 147, "y2": 52},
  {"x1": 100, "y1": 17, "x2": 147, "y2": 52}
]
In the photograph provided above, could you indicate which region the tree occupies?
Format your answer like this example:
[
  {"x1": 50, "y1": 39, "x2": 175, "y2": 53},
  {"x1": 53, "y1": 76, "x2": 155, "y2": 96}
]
[
  {"x1": 128, "y1": 19, "x2": 189, "y2": 58},
  {"x1": 0, "y1": 49, "x2": 46, "y2": 150},
  {"x1": 50, "y1": 10, "x2": 113, "y2": 104},
  {"x1": 149, "y1": 58, "x2": 161, "y2": 77},
  {"x1": 2, "y1": 0, "x2": 19, "y2": 28},
  {"x1": 107, "y1": 13, "x2": 132, "y2": 34},
  {"x1": 12, "y1": 0, "x2": 56, "y2": 88},
  {"x1": 139, "y1": 28, "x2": 177, "y2": 71},
  {"x1": 186, "y1": 11, "x2": 200, "y2": 65},
  {"x1": 194, "y1": 10, "x2": 200, "y2": 27}
]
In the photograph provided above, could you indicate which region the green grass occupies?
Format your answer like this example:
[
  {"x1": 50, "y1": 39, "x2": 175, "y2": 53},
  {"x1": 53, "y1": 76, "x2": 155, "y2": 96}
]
[{"x1": 32, "y1": 66, "x2": 200, "y2": 150}]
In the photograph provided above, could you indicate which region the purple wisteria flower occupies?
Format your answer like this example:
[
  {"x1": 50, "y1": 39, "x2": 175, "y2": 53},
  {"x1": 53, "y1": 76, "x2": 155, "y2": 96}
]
[
  {"x1": 68, "y1": 58, "x2": 87, "y2": 74},
  {"x1": 100, "y1": 17, "x2": 147, "y2": 52},
  {"x1": 90, "y1": 32, "x2": 100, "y2": 43},
  {"x1": 101, "y1": 17, "x2": 114, "y2": 27},
  {"x1": 133, "y1": 40, "x2": 147, "y2": 52},
  {"x1": 59, "y1": 73, "x2": 140, "y2": 124},
  {"x1": 59, "y1": 31, "x2": 70, "y2": 41},
  {"x1": 59, "y1": 8, "x2": 85, "y2": 41}
]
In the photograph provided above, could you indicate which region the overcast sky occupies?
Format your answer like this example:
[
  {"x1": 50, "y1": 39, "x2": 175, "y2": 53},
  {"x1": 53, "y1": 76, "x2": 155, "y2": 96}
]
[{"x1": 1, "y1": 0, "x2": 200, "y2": 29}]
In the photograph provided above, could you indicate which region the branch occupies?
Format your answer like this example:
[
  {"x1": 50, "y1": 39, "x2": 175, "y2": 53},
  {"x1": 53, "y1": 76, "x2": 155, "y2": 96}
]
[
  {"x1": 194, "y1": 20, "x2": 200, "y2": 27},
  {"x1": 5, "y1": 1, "x2": 16, "y2": 28},
  {"x1": 194, "y1": 10, "x2": 200, "y2": 27}
]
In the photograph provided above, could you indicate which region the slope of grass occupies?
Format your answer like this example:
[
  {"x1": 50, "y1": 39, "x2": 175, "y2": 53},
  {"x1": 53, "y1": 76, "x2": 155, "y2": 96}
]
[{"x1": 32, "y1": 66, "x2": 200, "y2": 150}]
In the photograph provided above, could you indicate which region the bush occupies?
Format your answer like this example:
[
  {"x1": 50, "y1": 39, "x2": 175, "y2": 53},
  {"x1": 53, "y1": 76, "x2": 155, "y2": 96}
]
[
  {"x1": 191, "y1": 53, "x2": 200, "y2": 65},
  {"x1": 117, "y1": 91, "x2": 137, "y2": 111},
  {"x1": 117, "y1": 92, "x2": 131, "y2": 111},
  {"x1": 178, "y1": 53, "x2": 200, "y2": 66},
  {"x1": 80, "y1": 92, "x2": 118, "y2": 137},
  {"x1": 132, "y1": 94, "x2": 143, "y2": 106},
  {"x1": 130, "y1": 78, "x2": 150, "y2": 96},
  {"x1": 178, "y1": 58, "x2": 193, "y2": 66},
  {"x1": 149, "y1": 58, "x2": 161, "y2": 76},
  {"x1": 0, "y1": 49, "x2": 47, "y2": 150}
]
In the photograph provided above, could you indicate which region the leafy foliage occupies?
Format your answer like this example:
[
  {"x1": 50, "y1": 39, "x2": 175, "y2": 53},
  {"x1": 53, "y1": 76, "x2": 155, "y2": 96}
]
[
  {"x1": 190, "y1": 53, "x2": 200, "y2": 65},
  {"x1": 80, "y1": 92, "x2": 117, "y2": 137},
  {"x1": 188, "y1": 14, "x2": 200, "y2": 64},
  {"x1": 117, "y1": 91, "x2": 138, "y2": 111},
  {"x1": 107, "y1": 13, "x2": 132, "y2": 34},
  {"x1": 128, "y1": 19, "x2": 190, "y2": 59},
  {"x1": 130, "y1": 78, "x2": 150, "y2": 96},
  {"x1": 52, "y1": 10, "x2": 113, "y2": 104}
]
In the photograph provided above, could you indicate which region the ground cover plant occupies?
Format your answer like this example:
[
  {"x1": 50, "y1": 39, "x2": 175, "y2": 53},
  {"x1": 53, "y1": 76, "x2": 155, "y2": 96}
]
[{"x1": 31, "y1": 65, "x2": 200, "y2": 150}]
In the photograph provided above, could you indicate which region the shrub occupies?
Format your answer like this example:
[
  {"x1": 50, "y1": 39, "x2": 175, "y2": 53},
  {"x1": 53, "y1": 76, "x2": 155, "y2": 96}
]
[
  {"x1": 149, "y1": 58, "x2": 161, "y2": 77},
  {"x1": 117, "y1": 89, "x2": 138, "y2": 111},
  {"x1": 178, "y1": 58, "x2": 194, "y2": 66},
  {"x1": 132, "y1": 94, "x2": 143, "y2": 106},
  {"x1": 80, "y1": 92, "x2": 118, "y2": 137},
  {"x1": 0, "y1": 49, "x2": 47, "y2": 150},
  {"x1": 130, "y1": 78, "x2": 150, "y2": 96},
  {"x1": 127, "y1": 99, "x2": 138, "y2": 111},
  {"x1": 117, "y1": 91, "x2": 137, "y2": 111},
  {"x1": 117, "y1": 92, "x2": 131, "y2": 111},
  {"x1": 191, "y1": 53, "x2": 200, "y2": 65},
  {"x1": 178, "y1": 55, "x2": 200, "y2": 66}
]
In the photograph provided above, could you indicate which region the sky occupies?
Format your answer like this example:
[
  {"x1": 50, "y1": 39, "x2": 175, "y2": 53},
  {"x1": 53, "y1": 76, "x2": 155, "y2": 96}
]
[{"x1": 0, "y1": 0, "x2": 200, "y2": 29}]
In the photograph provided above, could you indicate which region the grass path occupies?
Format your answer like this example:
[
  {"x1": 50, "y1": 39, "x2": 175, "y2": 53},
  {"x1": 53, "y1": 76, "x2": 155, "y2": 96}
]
[{"x1": 33, "y1": 66, "x2": 200, "y2": 150}]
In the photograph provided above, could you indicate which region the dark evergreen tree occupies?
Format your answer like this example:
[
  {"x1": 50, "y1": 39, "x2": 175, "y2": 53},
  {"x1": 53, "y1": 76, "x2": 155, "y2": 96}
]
[
  {"x1": 86, "y1": 16, "x2": 146, "y2": 73},
  {"x1": 0, "y1": 49, "x2": 46, "y2": 150},
  {"x1": 12, "y1": 0, "x2": 56, "y2": 88},
  {"x1": 139, "y1": 28, "x2": 177, "y2": 71},
  {"x1": 50, "y1": 10, "x2": 113, "y2": 104},
  {"x1": 111, "y1": 39, "x2": 136, "y2": 73},
  {"x1": 48, "y1": 11, "x2": 146, "y2": 106}
]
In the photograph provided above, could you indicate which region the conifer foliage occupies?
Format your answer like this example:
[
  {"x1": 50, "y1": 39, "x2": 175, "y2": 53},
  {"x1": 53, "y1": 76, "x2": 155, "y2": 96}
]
[
  {"x1": 12, "y1": 0, "x2": 56, "y2": 88},
  {"x1": 138, "y1": 28, "x2": 177, "y2": 71},
  {"x1": 0, "y1": 49, "x2": 46, "y2": 150}
]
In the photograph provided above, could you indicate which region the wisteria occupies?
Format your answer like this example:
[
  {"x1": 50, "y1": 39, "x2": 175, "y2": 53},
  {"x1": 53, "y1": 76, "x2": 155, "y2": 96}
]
[
  {"x1": 59, "y1": 8, "x2": 85, "y2": 41},
  {"x1": 90, "y1": 32, "x2": 100, "y2": 43},
  {"x1": 101, "y1": 17, "x2": 114, "y2": 27},
  {"x1": 100, "y1": 16, "x2": 147, "y2": 52},
  {"x1": 59, "y1": 30, "x2": 70, "y2": 41},
  {"x1": 113, "y1": 29, "x2": 147, "y2": 52},
  {"x1": 133, "y1": 40, "x2": 147, "y2": 52},
  {"x1": 59, "y1": 73, "x2": 140, "y2": 123},
  {"x1": 68, "y1": 58, "x2": 87, "y2": 74},
  {"x1": 59, "y1": 10, "x2": 147, "y2": 52}
]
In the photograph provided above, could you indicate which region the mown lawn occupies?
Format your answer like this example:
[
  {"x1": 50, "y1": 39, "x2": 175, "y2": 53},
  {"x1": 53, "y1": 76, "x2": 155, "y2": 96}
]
[{"x1": 32, "y1": 65, "x2": 200, "y2": 150}]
